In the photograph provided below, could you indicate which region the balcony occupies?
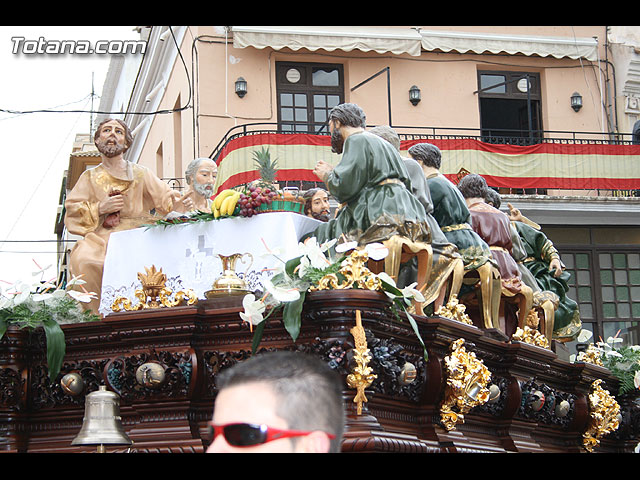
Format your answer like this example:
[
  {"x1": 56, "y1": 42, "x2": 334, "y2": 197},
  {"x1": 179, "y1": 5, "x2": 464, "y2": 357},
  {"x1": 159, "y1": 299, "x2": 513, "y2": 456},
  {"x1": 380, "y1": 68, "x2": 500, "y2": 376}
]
[{"x1": 206, "y1": 123, "x2": 640, "y2": 201}]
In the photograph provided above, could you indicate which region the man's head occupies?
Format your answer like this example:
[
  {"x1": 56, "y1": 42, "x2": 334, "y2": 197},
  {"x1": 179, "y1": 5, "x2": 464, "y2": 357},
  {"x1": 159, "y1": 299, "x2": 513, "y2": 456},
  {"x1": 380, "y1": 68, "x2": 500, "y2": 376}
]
[
  {"x1": 457, "y1": 173, "x2": 488, "y2": 200},
  {"x1": 94, "y1": 119, "x2": 133, "y2": 158},
  {"x1": 484, "y1": 188, "x2": 501, "y2": 209},
  {"x1": 408, "y1": 143, "x2": 442, "y2": 170},
  {"x1": 328, "y1": 103, "x2": 366, "y2": 154},
  {"x1": 185, "y1": 157, "x2": 218, "y2": 197},
  {"x1": 207, "y1": 351, "x2": 344, "y2": 453},
  {"x1": 368, "y1": 126, "x2": 401, "y2": 152},
  {"x1": 303, "y1": 188, "x2": 331, "y2": 222}
]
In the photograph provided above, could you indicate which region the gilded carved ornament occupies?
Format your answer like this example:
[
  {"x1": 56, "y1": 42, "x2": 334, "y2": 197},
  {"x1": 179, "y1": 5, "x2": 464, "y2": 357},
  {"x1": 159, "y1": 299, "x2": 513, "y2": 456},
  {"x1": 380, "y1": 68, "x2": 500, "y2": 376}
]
[
  {"x1": 111, "y1": 265, "x2": 197, "y2": 312},
  {"x1": 440, "y1": 338, "x2": 492, "y2": 431},
  {"x1": 582, "y1": 379, "x2": 620, "y2": 452}
]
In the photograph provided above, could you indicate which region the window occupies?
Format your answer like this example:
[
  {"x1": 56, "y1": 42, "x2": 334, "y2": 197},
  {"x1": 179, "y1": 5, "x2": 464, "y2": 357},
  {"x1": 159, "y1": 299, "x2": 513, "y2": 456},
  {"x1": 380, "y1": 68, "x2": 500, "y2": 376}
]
[
  {"x1": 276, "y1": 62, "x2": 344, "y2": 133},
  {"x1": 546, "y1": 227, "x2": 640, "y2": 352},
  {"x1": 477, "y1": 71, "x2": 542, "y2": 146}
]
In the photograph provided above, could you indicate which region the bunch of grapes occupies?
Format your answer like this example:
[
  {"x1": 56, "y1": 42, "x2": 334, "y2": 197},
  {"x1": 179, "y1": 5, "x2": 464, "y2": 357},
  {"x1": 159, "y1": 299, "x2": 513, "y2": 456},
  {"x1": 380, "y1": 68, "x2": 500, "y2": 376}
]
[{"x1": 238, "y1": 185, "x2": 278, "y2": 217}]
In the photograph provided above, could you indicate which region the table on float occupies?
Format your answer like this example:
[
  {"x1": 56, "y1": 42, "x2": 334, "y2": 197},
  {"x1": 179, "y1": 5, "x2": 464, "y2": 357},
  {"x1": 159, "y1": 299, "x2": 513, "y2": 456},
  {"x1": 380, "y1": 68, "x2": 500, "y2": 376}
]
[{"x1": 99, "y1": 212, "x2": 322, "y2": 316}]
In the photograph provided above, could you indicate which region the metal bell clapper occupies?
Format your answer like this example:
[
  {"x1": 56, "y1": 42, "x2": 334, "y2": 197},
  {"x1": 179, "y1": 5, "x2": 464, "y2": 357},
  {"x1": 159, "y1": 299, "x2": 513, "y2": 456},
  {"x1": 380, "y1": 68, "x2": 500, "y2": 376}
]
[{"x1": 72, "y1": 386, "x2": 132, "y2": 453}]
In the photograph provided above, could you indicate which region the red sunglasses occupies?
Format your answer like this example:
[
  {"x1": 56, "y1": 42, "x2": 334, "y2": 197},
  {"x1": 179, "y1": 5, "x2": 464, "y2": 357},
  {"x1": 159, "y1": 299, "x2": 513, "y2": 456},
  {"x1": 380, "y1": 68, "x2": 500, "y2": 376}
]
[{"x1": 208, "y1": 422, "x2": 335, "y2": 447}]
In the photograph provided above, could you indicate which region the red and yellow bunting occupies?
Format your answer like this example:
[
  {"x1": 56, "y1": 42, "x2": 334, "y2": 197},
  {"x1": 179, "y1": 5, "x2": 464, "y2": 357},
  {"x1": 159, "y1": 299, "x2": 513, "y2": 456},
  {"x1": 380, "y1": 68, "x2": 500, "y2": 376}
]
[{"x1": 213, "y1": 133, "x2": 640, "y2": 192}]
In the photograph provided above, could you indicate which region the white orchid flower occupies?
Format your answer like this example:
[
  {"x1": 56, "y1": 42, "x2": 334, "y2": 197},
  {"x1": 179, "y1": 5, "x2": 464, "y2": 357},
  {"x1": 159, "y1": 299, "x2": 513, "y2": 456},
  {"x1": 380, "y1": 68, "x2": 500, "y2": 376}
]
[
  {"x1": 401, "y1": 282, "x2": 426, "y2": 303},
  {"x1": 634, "y1": 370, "x2": 640, "y2": 390},
  {"x1": 577, "y1": 329, "x2": 593, "y2": 343},
  {"x1": 262, "y1": 278, "x2": 300, "y2": 303},
  {"x1": 67, "y1": 290, "x2": 98, "y2": 303},
  {"x1": 239, "y1": 294, "x2": 266, "y2": 326}
]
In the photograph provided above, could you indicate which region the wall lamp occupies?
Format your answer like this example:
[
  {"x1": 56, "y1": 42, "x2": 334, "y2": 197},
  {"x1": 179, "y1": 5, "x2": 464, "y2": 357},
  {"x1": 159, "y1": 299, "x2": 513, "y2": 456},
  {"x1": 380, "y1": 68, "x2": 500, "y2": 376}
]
[
  {"x1": 235, "y1": 77, "x2": 248, "y2": 98},
  {"x1": 571, "y1": 92, "x2": 583, "y2": 112},
  {"x1": 409, "y1": 85, "x2": 421, "y2": 106}
]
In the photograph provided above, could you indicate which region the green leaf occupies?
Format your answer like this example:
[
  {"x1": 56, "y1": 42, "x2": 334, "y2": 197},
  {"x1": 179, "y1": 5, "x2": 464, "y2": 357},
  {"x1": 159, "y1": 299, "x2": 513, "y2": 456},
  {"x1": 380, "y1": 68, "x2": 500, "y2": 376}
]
[
  {"x1": 282, "y1": 290, "x2": 306, "y2": 343},
  {"x1": 0, "y1": 317, "x2": 6, "y2": 342},
  {"x1": 403, "y1": 307, "x2": 428, "y2": 362},
  {"x1": 251, "y1": 320, "x2": 267, "y2": 355},
  {"x1": 285, "y1": 256, "x2": 302, "y2": 277},
  {"x1": 42, "y1": 318, "x2": 66, "y2": 381}
]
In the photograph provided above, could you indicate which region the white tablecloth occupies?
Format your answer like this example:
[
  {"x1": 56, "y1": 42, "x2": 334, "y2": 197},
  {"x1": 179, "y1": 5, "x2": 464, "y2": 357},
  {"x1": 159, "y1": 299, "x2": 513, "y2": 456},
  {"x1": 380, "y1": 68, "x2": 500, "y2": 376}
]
[{"x1": 99, "y1": 212, "x2": 322, "y2": 315}]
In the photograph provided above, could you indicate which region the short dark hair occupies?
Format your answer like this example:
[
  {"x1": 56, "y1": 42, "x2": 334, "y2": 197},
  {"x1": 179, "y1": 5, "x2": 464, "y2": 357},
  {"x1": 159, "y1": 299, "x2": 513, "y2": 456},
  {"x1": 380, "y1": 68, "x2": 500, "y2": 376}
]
[
  {"x1": 93, "y1": 118, "x2": 134, "y2": 148},
  {"x1": 408, "y1": 143, "x2": 441, "y2": 169},
  {"x1": 484, "y1": 188, "x2": 501, "y2": 209},
  {"x1": 368, "y1": 126, "x2": 401, "y2": 151},
  {"x1": 216, "y1": 351, "x2": 345, "y2": 452},
  {"x1": 328, "y1": 103, "x2": 366, "y2": 128},
  {"x1": 457, "y1": 173, "x2": 488, "y2": 199}
]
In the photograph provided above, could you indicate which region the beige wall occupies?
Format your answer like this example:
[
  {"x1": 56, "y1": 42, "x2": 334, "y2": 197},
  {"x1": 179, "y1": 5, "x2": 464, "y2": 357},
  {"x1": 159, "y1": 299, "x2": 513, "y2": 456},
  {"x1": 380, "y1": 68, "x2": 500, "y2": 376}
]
[{"x1": 134, "y1": 26, "x2": 610, "y2": 176}]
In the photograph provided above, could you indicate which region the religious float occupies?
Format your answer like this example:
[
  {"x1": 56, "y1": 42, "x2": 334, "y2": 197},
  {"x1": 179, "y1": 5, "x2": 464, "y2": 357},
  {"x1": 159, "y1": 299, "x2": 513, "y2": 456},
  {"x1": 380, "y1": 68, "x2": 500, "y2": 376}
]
[{"x1": 1, "y1": 149, "x2": 639, "y2": 454}]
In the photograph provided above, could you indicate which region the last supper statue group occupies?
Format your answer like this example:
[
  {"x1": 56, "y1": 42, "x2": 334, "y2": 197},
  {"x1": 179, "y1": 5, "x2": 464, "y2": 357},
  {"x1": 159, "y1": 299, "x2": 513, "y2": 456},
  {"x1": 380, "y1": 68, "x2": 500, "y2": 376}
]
[{"x1": 64, "y1": 105, "x2": 580, "y2": 347}]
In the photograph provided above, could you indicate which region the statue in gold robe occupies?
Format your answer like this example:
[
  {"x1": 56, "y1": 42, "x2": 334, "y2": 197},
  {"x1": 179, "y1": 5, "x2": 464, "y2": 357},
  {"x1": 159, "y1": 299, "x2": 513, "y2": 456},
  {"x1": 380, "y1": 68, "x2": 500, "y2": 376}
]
[{"x1": 64, "y1": 119, "x2": 184, "y2": 314}]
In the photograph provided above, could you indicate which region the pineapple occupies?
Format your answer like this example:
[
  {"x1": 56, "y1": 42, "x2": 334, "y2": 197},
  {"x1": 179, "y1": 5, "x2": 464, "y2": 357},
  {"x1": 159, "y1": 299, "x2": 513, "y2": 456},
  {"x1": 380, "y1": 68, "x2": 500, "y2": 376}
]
[{"x1": 252, "y1": 146, "x2": 279, "y2": 188}]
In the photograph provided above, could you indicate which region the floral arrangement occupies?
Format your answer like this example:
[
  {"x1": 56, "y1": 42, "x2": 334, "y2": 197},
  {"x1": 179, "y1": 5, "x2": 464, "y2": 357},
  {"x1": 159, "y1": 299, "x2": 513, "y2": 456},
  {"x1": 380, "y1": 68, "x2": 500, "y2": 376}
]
[
  {"x1": 574, "y1": 329, "x2": 640, "y2": 396},
  {"x1": 0, "y1": 263, "x2": 100, "y2": 380},
  {"x1": 240, "y1": 237, "x2": 428, "y2": 360}
]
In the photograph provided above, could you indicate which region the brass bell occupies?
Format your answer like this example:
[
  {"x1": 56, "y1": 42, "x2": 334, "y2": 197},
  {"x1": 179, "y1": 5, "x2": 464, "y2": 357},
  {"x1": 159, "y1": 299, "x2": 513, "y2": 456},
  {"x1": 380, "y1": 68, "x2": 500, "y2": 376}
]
[{"x1": 72, "y1": 386, "x2": 132, "y2": 452}]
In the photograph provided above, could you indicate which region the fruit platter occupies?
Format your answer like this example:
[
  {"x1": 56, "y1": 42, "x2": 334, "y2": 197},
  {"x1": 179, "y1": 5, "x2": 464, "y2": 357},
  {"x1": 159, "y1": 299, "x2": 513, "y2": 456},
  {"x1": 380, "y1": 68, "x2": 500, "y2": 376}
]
[{"x1": 148, "y1": 146, "x2": 306, "y2": 228}]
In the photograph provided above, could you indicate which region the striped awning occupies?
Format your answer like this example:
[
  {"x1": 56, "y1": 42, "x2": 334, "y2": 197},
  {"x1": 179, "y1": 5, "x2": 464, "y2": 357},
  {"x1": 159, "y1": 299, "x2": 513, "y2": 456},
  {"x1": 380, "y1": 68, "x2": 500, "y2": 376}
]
[
  {"x1": 231, "y1": 26, "x2": 423, "y2": 56},
  {"x1": 213, "y1": 133, "x2": 640, "y2": 193},
  {"x1": 419, "y1": 30, "x2": 599, "y2": 61}
]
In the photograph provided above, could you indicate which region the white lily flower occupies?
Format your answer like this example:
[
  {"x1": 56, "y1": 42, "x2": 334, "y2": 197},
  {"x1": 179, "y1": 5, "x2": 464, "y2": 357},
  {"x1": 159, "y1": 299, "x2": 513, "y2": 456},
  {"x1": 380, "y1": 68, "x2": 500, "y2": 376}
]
[
  {"x1": 577, "y1": 329, "x2": 593, "y2": 343},
  {"x1": 12, "y1": 282, "x2": 31, "y2": 305},
  {"x1": 401, "y1": 282, "x2": 426, "y2": 303},
  {"x1": 364, "y1": 243, "x2": 389, "y2": 261},
  {"x1": 239, "y1": 294, "x2": 266, "y2": 325},
  {"x1": 67, "y1": 290, "x2": 98, "y2": 303},
  {"x1": 607, "y1": 336, "x2": 624, "y2": 345},
  {"x1": 634, "y1": 370, "x2": 640, "y2": 390},
  {"x1": 31, "y1": 263, "x2": 52, "y2": 277},
  {"x1": 375, "y1": 272, "x2": 398, "y2": 299},
  {"x1": 335, "y1": 241, "x2": 358, "y2": 253},
  {"x1": 262, "y1": 278, "x2": 300, "y2": 303},
  {"x1": 604, "y1": 350, "x2": 623, "y2": 359},
  {"x1": 0, "y1": 295, "x2": 12, "y2": 309},
  {"x1": 66, "y1": 275, "x2": 87, "y2": 287},
  {"x1": 32, "y1": 292, "x2": 54, "y2": 302},
  {"x1": 299, "y1": 237, "x2": 332, "y2": 268}
]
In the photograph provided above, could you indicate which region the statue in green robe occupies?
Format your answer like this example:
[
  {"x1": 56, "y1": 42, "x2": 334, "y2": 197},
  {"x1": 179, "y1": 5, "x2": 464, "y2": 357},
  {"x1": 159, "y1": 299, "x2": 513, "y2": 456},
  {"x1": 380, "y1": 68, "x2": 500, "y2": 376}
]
[
  {"x1": 408, "y1": 143, "x2": 493, "y2": 272},
  {"x1": 312, "y1": 105, "x2": 450, "y2": 306},
  {"x1": 312, "y1": 104, "x2": 432, "y2": 247}
]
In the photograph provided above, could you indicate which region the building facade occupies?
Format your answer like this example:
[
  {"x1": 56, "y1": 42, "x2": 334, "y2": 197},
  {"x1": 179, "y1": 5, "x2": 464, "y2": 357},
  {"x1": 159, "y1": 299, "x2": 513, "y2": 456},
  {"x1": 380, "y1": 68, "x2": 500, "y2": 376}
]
[{"x1": 65, "y1": 25, "x2": 640, "y2": 352}]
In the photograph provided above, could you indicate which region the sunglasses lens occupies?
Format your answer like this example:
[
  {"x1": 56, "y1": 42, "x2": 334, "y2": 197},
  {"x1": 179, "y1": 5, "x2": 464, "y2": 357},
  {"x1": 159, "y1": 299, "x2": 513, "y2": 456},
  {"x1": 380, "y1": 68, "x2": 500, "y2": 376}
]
[{"x1": 224, "y1": 424, "x2": 267, "y2": 447}]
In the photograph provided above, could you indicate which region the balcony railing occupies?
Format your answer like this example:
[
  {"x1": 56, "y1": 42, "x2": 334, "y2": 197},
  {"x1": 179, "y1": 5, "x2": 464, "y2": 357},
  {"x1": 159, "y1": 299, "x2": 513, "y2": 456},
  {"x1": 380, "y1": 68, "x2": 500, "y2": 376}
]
[{"x1": 208, "y1": 123, "x2": 640, "y2": 197}]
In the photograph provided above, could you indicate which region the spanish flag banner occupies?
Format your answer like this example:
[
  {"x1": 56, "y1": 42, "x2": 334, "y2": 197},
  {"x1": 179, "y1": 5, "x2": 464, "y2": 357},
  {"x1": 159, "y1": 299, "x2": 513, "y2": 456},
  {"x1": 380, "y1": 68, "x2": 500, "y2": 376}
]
[{"x1": 214, "y1": 133, "x2": 640, "y2": 192}]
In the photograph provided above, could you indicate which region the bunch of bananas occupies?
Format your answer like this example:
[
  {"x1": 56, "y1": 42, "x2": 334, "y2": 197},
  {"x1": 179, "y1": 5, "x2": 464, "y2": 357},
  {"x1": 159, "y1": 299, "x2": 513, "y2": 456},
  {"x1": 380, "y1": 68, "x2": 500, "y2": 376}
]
[{"x1": 211, "y1": 189, "x2": 241, "y2": 218}]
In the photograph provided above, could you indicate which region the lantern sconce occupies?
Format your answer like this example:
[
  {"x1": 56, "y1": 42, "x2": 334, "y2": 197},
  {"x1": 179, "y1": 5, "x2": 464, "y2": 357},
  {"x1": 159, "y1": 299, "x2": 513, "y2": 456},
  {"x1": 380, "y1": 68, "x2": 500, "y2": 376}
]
[
  {"x1": 409, "y1": 85, "x2": 421, "y2": 106},
  {"x1": 235, "y1": 77, "x2": 248, "y2": 98},
  {"x1": 571, "y1": 92, "x2": 583, "y2": 112}
]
